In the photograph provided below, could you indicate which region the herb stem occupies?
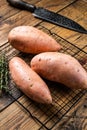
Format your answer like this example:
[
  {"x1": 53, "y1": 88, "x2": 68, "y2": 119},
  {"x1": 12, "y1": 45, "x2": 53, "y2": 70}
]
[{"x1": 0, "y1": 54, "x2": 9, "y2": 95}]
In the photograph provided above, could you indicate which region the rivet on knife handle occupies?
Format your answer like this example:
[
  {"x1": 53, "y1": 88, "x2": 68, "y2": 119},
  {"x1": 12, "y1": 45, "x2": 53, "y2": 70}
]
[{"x1": 7, "y1": 0, "x2": 36, "y2": 12}]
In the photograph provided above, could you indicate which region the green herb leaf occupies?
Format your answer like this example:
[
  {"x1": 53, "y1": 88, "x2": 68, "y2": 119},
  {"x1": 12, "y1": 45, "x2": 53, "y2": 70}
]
[{"x1": 0, "y1": 54, "x2": 9, "y2": 96}]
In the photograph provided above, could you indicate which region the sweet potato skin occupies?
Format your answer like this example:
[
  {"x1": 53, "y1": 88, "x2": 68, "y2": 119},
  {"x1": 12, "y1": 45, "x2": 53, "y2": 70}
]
[
  {"x1": 9, "y1": 57, "x2": 52, "y2": 104},
  {"x1": 8, "y1": 26, "x2": 61, "y2": 54},
  {"x1": 30, "y1": 52, "x2": 87, "y2": 89}
]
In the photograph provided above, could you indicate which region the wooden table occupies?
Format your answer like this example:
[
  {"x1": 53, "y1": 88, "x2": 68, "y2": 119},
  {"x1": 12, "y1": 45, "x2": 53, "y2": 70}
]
[{"x1": 0, "y1": 0, "x2": 87, "y2": 130}]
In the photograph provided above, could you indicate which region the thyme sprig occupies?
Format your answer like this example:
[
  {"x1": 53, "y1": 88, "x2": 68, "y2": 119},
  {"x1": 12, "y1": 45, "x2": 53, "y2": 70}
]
[{"x1": 0, "y1": 54, "x2": 9, "y2": 96}]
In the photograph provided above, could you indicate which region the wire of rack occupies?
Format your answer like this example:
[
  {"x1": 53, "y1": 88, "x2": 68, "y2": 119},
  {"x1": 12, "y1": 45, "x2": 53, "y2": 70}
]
[{"x1": 0, "y1": 24, "x2": 87, "y2": 130}]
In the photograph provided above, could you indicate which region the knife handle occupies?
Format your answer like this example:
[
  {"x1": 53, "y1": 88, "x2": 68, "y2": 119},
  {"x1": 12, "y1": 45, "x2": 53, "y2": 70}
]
[{"x1": 7, "y1": 0, "x2": 36, "y2": 12}]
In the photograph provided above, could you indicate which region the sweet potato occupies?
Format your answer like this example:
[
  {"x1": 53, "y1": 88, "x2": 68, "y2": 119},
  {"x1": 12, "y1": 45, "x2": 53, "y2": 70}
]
[
  {"x1": 30, "y1": 52, "x2": 87, "y2": 89},
  {"x1": 9, "y1": 57, "x2": 52, "y2": 104},
  {"x1": 8, "y1": 26, "x2": 61, "y2": 54}
]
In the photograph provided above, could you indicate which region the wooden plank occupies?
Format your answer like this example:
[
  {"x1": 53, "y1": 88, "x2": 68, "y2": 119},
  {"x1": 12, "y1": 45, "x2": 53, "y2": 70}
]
[
  {"x1": 0, "y1": 0, "x2": 40, "y2": 21},
  {"x1": 36, "y1": 0, "x2": 75, "y2": 11},
  {"x1": 0, "y1": 87, "x2": 86, "y2": 130},
  {"x1": 0, "y1": 83, "x2": 23, "y2": 112},
  {"x1": 0, "y1": 0, "x2": 76, "y2": 46},
  {"x1": 0, "y1": 0, "x2": 42, "y2": 45},
  {"x1": 0, "y1": 25, "x2": 87, "y2": 129},
  {"x1": 0, "y1": 11, "x2": 40, "y2": 45},
  {"x1": 41, "y1": 0, "x2": 87, "y2": 49},
  {"x1": 1, "y1": 0, "x2": 75, "y2": 21},
  {"x1": 0, "y1": 24, "x2": 87, "y2": 109},
  {"x1": 0, "y1": 100, "x2": 40, "y2": 130},
  {"x1": 52, "y1": 5, "x2": 87, "y2": 48},
  {"x1": 52, "y1": 94, "x2": 87, "y2": 130},
  {"x1": 0, "y1": 1, "x2": 87, "y2": 129},
  {"x1": 0, "y1": 90, "x2": 87, "y2": 130}
]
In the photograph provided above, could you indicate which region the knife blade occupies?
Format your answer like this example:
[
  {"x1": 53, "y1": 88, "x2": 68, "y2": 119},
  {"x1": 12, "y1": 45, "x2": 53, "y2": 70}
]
[{"x1": 7, "y1": 0, "x2": 87, "y2": 34}]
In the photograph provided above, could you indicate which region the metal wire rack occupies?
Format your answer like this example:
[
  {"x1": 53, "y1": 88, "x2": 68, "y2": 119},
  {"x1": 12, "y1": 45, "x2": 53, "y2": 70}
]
[{"x1": 0, "y1": 24, "x2": 87, "y2": 130}]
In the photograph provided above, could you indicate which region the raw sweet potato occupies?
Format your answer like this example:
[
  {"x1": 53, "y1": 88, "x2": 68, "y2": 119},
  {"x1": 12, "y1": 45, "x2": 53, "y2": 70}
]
[
  {"x1": 30, "y1": 52, "x2": 87, "y2": 89},
  {"x1": 8, "y1": 26, "x2": 61, "y2": 54},
  {"x1": 9, "y1": 57, "x2": 52, "y2": 104}
]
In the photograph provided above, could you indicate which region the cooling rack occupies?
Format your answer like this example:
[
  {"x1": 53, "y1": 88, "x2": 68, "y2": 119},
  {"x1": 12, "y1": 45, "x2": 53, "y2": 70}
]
[{"x1": 0, "y1": 24, "x2": 87, "y2": 130}]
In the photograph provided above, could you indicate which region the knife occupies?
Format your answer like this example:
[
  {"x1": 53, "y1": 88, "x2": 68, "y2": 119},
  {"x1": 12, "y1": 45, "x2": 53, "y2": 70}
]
[{"x1": 7, "y1": 0, "x2": 87, "y2": 34}]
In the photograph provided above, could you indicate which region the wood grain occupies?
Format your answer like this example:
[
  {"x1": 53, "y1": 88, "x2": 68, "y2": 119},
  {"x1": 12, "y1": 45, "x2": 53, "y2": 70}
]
[
  {"x1": 40, "y1": 0, "x2": 87, "y2": 49},
  {"x1": 0, "y1": 97, "x2": 40, "y2": 130},
  {"x1": 0, "y1": 24, "x2": 87, "y2": 112},
  {"x1": 0, "y1": 0, "x2": 77, "y2": 46},
  {"x1": 52, "y1": 94, "x2": 87, "y2": 130},
  {"x1": 0, "y1": 0, "x2": 87, "y2": 130}
]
